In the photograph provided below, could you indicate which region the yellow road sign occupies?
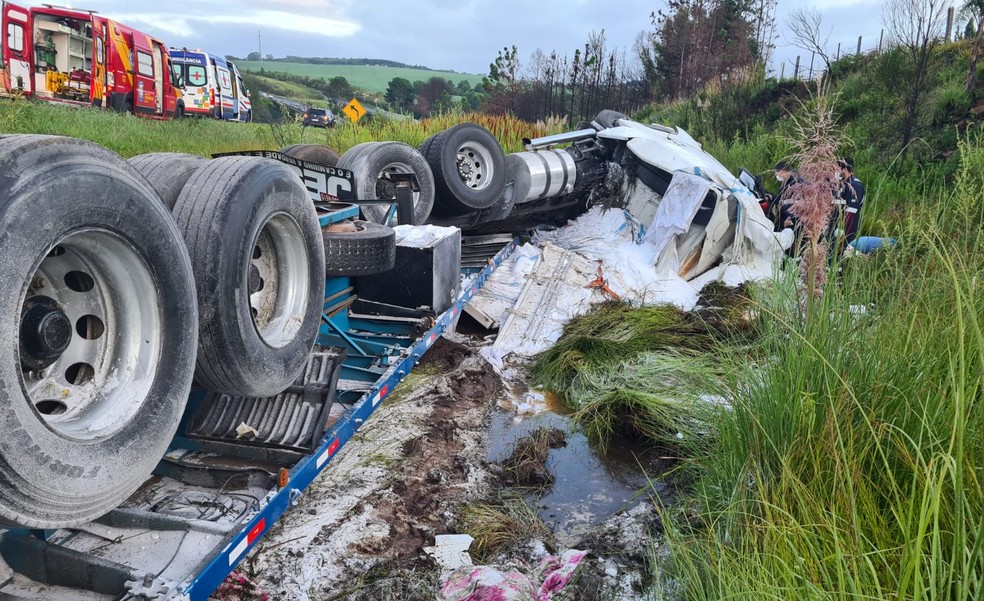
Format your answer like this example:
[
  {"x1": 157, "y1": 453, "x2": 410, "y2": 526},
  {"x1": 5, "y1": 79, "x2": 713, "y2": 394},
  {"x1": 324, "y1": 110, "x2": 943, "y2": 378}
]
[{"x1": 343, "y1": 98, "x2": 366, "y2": 123}]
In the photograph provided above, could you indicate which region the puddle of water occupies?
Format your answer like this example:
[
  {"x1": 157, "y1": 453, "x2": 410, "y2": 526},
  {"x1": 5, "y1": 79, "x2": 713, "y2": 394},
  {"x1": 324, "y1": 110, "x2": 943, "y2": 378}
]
[{"x1": 488, "y1": 387, "x2": 669, "y2": 546}]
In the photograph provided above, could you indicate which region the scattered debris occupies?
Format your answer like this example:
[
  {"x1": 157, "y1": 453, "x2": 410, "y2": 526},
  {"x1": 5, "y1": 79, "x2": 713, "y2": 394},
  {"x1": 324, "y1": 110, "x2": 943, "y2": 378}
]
[
  {"x1": 425, "y1": 534, "x2": 476, "y2": 573},
  {"x1": 439, "y1": 549, "x2": 588, "y2": 601}
]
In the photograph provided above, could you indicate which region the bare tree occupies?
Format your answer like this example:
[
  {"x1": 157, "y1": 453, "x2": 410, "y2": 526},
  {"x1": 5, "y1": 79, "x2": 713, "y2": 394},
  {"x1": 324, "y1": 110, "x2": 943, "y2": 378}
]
[
  {"x1": 883, "y1": 0, "x2": 952, "y2": 151},
  {"x1": 786, "y1": 6, "x2": 834, "y2": 74}
]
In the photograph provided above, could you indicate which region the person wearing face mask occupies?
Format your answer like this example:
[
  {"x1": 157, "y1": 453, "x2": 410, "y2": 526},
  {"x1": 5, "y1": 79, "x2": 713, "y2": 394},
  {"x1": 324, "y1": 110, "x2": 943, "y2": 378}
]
[{"x1": 770, "y1": 160, "x2": 802, "y2": 232}]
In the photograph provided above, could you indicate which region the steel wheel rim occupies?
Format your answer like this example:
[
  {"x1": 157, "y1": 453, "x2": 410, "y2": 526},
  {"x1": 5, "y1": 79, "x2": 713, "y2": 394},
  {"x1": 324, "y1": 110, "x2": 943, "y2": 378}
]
[
  {"x1": 456, "y1": 141, "x2": 495, "y2": 191},
  {"x1": 363, "y1": 162, "x2": 420, "y2": 224},
  {"x1": 18, "y1": 230, "x2": 163, "y2": 441},
  {"x1": 249, "y1": 212, "x2": 310, "y2": 349}
]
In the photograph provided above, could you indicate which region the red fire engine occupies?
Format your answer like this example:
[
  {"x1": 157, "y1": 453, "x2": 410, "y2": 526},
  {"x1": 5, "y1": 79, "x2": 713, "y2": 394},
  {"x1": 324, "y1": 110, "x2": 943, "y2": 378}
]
[{"x1": 1, "y1": 2, "x2": 184, "y2": 119}]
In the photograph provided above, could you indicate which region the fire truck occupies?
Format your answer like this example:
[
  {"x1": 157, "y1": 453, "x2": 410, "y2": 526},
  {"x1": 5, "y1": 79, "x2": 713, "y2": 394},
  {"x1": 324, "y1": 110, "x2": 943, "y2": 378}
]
[{"x1": 1, "y1": 1, "x2": 184, "y2": 119}]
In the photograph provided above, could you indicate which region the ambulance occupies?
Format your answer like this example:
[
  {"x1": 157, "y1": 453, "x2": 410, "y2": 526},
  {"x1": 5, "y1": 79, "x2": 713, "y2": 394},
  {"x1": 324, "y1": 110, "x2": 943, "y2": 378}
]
[
  {"x1": 1, "y1": 1, "x2": 183, "y2": 119},
  {"x1": 171, "y1": 49, "x2": 249, "y2": 121}
]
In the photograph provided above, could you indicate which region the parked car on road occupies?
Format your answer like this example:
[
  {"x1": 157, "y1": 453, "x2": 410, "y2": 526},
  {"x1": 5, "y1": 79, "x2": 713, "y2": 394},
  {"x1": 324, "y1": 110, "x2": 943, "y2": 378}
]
[{"x1": 302, "y1": 107, "x2": 336, "y2": 128}]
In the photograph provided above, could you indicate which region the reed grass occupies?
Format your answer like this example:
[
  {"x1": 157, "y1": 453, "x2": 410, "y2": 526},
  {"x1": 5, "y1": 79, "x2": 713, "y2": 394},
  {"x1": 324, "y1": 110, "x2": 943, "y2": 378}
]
[{"x1": 658, "y1": 132, "x2": 984, "y2": 601}]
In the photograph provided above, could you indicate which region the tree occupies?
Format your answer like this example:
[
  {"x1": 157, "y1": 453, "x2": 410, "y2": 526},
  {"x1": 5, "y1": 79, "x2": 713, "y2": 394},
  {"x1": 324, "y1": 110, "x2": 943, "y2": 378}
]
[
  {"x1": 482, "y1": 45, "x2": 523, "y2": 115},
  {"x1": 883, "y1": 0, "x2": 951, "y2": 151},
  {"x1": 385, "y1": 77, "x2": 415, "y2": 112},
  {"x1": 640, "y1": 0, "x2": 758, "y2": 100},
  {"x1": 751, "y1": 0, "x2": 778, "y2": 68},
  {"x1": 786, "y1": 6, "x2": 834, "y2": 75},
  {"x1": 247, "y1": 51, "x2": 261, "y2": 61},
  {"x1": 414, "y1": 77, "x2": 453, "y2": 117},
  {"x1": 325, "y1": 76, "x2": 352, "y2": 101},
  {"x1": 962, "y1": 0, "x2": 984, "y2": 98}
]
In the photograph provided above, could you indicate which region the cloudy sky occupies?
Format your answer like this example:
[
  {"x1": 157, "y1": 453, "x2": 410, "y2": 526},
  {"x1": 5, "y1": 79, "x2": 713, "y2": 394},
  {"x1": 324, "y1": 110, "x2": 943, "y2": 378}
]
[{"x1": 18, "y1": 0, "x2": 896, "y2": 77}]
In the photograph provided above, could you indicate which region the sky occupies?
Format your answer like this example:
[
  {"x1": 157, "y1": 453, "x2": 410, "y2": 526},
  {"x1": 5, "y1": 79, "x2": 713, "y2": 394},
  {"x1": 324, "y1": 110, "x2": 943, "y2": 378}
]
[{"x1": 15, "y1": 0, "x2": 900, "y2": 78}]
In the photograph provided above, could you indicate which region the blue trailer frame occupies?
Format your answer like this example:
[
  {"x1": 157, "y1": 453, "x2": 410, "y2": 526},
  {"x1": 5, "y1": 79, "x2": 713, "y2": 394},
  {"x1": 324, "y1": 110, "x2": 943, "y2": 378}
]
[{"x1": 174, "y1": 238, "x2": 515, "y2": 600}]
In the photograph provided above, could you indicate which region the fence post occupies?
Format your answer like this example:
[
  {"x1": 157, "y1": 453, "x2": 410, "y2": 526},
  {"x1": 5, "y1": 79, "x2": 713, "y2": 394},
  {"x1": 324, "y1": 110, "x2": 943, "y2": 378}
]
[
  {"x1": 836, "y1": 42, "x2": 841, "y2": 61},
  {"x1": 946, "y1": 6, "x2": 954, "y2": 41},
  {"x1": 878, "y1": 29, "x2": 884, "y2": 53},
  {"x1": 809, "y1": 52, "x2": 815, "y2": 80},
  {"x1": 856, "y1": 36, "x2": 862, "y2": 56},
  {"x1": 793, "y1": 55, "x2": 800, "y2": 81},
  {"x1": 780, "y1": 62, "x2": 785, "y2": 80}
]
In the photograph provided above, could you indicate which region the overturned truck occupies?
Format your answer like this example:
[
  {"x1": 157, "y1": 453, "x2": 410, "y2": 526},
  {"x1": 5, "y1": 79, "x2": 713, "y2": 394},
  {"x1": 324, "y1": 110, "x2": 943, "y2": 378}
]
[{"x1": 0, "y1": 110, "x2": 781, "y2": 600}]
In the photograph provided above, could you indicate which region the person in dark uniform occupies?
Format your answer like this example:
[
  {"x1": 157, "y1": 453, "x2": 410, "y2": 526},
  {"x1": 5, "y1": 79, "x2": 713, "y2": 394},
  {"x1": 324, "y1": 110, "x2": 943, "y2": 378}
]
[
  {"x1": 769, "y1": 160, "x2": 802, "y2": 232},
  {"x1": 837, "y1": 157, "x2": 865, "y2": 246}
]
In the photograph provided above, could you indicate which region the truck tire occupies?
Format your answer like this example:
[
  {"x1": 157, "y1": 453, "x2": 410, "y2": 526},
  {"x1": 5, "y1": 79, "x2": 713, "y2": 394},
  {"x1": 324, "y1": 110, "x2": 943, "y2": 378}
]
[
  {"x1": 336, "y1": 142, "x2": 434, "y2": 225},
  {"x1": 280, "y1": 143, "x2": 341, "y2": 167},
  {"x1": 128, "y1": 152, "x2": 208, "y2": 210},
  {"x1": 591, "y1": 109, "x2": 629, "y2": 130},
  {"x1": 323, "y1": 220, "x2": 396, "y2": 276},
  {"x1": 173, "y1": 156, "x2": 325, "y2": 397},
  {"x1": 0, "y1": 135, "x2": 197, "y2": 529},
  {"x1": 420, "y1": 123, "x2": 505, "y2": 216}
]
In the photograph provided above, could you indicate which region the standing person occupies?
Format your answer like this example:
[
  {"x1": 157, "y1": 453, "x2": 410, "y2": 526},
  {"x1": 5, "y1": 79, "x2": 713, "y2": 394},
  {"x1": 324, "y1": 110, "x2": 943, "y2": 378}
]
[
  {"x1": 770, "y1": 160, "x2": 802, "y2": 232},
  {"x1": 832, "y1": 157, "x2": 865, "y2": 251}
]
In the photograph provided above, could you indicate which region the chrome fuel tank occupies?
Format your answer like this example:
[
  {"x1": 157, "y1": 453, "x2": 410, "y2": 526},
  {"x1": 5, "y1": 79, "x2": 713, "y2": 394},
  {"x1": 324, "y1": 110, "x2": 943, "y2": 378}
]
[{"x1": 505, "y1": 149, "x2": 577, "y2": 205}]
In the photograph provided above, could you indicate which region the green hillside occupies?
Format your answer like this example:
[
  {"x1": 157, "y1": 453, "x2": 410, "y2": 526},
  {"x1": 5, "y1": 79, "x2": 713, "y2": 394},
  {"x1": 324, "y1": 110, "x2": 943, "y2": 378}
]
[{"x1": 236, "y1": 61, "x2": 484, "y2": 94}]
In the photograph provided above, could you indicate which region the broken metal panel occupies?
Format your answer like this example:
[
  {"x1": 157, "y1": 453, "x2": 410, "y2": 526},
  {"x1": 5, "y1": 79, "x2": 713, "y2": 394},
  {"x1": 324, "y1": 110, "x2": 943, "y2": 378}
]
[{"x1": 492, "y1": 243, "x2": 597, "y2": 356}]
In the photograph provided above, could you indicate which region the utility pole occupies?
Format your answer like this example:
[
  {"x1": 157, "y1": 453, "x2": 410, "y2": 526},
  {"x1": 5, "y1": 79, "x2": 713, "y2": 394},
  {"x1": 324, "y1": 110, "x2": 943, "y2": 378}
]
[{"x1": 258, "y1": 31, "x2": 262, "y2": 61}]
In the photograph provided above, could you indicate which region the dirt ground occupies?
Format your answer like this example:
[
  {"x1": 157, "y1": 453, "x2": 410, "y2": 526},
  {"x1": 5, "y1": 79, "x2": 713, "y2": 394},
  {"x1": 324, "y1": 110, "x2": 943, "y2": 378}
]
[{"x1": 225, "y1": 336, "x2": 663, "y2": 601}]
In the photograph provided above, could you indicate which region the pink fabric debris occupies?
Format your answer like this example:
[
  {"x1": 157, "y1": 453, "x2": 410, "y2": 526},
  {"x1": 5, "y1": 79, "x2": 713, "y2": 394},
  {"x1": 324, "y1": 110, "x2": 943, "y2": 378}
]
[{"x1": 439, "y1": 549, "x2": 587, "y2": 601}]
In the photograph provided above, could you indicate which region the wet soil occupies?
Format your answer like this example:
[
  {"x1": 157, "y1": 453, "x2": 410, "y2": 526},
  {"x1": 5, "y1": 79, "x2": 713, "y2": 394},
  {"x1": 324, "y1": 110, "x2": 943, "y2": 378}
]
[{"x1": 235, "y1": 335, "x2": 665, "y2": 601}]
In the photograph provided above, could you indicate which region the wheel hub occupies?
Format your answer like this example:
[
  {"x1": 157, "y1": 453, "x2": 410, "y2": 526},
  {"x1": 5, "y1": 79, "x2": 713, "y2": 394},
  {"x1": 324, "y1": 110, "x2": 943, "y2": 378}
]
[
  {"x1": 457, "y1": 157, "x2": 474, "y2": 178},
  {"x1": 20, "y1": 296, "x2": 72, "y2": 371}
]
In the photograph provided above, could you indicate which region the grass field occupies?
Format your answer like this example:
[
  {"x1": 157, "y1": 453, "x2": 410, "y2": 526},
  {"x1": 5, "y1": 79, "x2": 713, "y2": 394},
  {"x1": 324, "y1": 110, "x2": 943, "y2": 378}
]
[
  {"x1": 236, "y1": 61, "x2": 484, "y2": 94},
  {"x1": 0, "y1": 98, "x2": 549, "y2": 157}
]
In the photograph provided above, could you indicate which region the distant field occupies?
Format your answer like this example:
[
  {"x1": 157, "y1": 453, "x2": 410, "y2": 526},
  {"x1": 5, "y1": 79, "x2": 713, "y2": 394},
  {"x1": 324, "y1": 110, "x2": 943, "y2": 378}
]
[
  {"x1": 236, "y1": 62, "x2": 485, "y2": 94},
  {"x1": 242, "y1": 73, "x2": 326, "y2": 105}
]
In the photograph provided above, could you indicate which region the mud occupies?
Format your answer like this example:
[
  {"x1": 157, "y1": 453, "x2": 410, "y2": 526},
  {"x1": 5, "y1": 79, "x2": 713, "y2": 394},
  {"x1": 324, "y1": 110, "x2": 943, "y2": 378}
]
[{"x1": 235, "y1": 335, "x2": 663, "y2": 601}]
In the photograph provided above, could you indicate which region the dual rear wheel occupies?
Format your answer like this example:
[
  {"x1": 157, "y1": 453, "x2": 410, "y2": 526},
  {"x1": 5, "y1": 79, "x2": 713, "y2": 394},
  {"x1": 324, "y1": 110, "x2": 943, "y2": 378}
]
[{"x1": 0, "y1": 136, "x2": 326, "y2": 529}]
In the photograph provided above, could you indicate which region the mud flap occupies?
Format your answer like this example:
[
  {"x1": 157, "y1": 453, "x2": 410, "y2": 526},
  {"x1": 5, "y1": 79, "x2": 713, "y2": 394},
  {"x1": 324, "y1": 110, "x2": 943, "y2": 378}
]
[{"x1": 186, "y1": 350, "x2": 346, "y2": 453}]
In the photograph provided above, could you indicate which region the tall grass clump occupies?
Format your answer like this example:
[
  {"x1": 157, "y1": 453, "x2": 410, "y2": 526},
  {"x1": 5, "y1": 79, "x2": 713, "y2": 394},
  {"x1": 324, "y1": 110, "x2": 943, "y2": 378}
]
[
  {"x1": 660, "y1": 132, "x2": 984, "y2": 601},
  {"x1": 316, "y1": 111, "x2": 550, "y2": 154},
  {"x1": 531, "y1": 294, "x2": 754, "y2": 451},
  {"x1": 529, "y1": 302, "x2": 712, "y2": 398}
]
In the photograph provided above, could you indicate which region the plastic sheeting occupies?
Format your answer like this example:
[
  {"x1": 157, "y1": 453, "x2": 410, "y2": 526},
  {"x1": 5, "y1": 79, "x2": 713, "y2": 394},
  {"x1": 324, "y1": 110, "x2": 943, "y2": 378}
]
[{"x1": 439, "y1": 549, "x2": 587, "y2": 601}]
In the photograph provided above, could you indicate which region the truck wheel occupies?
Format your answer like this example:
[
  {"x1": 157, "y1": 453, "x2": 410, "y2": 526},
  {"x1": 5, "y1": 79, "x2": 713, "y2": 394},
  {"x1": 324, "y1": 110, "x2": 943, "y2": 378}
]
[
  {"x1": 173, "y1": 156, "x2": 325, "y2": 397},
  {"x1": 337, "y1": 142, "x2": 434, "y2": 225},
  {"x1": 323, "y1": 220, "x2": 396, "y2": 276},
  {"x1": 280, "y1": 143, "x2": 341, "y2": 167},
  {"x1": 0, "y1": 135, "x2": 197, "y2": 529},
  {"x1": 421, "y1": 123, "x2": 505, "y2": 215},
  {"x1": 128, "y1": 152, "x2": 208, "y2": 210},
  {"x1": 591, "y1": 109, "x2": 629, "y2": 129}
]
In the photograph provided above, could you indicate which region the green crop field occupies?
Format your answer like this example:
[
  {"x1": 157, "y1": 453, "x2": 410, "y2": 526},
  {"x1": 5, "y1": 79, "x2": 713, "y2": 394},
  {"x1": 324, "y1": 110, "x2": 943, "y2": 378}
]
[{"x1": 235, "y1": 61, "x2": 484, "y2": 94}]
